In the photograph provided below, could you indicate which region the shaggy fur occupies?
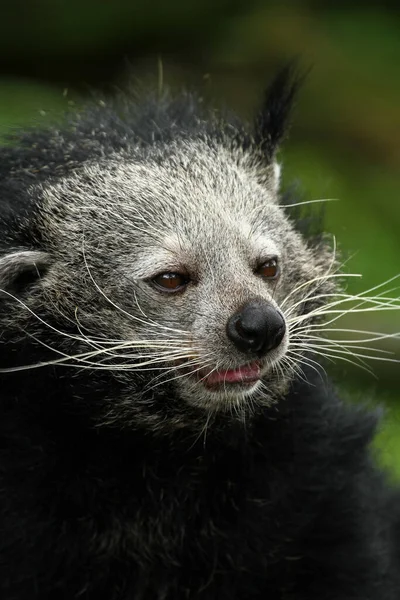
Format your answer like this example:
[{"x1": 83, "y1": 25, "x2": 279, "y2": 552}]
[{"x1": 0, "y1": 69, "x2": 399, "y2": 599}]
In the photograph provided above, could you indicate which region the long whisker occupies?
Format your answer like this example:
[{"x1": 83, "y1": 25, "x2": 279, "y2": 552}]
[
  {"x1": 286, "y1": 348, "x2": 328, "y2": 379},
  {"x1": 0, "y1": 288, "x2": 94, "y2": 345},
  {"x1": 292, "y1": 338, "x2": 393, "y2": 356},
  {"x1": 288, "y1": 343, "x2": 377, "y2": 377},
  {"x1": 290, "y1": 328, "x2": 400, "y2": 344},
  {"x1": 143, "y1": 356, "x2": 216, "y2": 394},
  {"x1": 285, "y1": 290, "x2": 399, "y2": 320},
  {"x1": 0, "y1": 322, "x2": 199, "y2": 372},
  {"x1": 289, "y1": 340, "x2": 398, "y2": 364},
  {"x1": 280, "y1": 272, "x2": 362, "y2": 311},
  {"x1": 280, "y1": 198, "x2": 340, "y2": 208}
]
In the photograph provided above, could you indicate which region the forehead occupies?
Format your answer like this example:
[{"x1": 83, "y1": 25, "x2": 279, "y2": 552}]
[
  {"x1": 114, "y1": 152, "x2": 284, "y2": 249},
  {"x1": 40, "y1": 140, "x2": 286, "y2": 251}
]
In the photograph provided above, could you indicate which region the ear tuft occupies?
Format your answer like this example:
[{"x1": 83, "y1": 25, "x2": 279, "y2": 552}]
[
  {"x1": 0, "y1": 250, "x2": 50, "y2": 297},
  {"x1": 254, "y1": 62, "x2": 306, "y2": 162}
]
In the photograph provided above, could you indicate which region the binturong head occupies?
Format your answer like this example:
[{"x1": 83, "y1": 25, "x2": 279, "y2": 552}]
[{"x1": 0, "y1": 67, "x2": 336, "y2": 430}]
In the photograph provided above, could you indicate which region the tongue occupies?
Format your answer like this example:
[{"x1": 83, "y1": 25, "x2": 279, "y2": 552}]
[{"x1": 204, "y1": 362, "x2": 261, "y2": 386}]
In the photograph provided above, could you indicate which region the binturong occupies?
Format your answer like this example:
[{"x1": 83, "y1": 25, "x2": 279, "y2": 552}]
[{"x1": 0, "y1": 68, "x2": 400, "y2": 600}]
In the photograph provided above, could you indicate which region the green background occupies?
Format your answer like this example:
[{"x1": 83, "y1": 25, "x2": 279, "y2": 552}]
[{"x1": 1, "y1": 1, "x2": 399, "y2": 473}]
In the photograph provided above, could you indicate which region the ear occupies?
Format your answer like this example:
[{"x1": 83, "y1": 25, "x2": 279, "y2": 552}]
[
  {"x1": 254, "y1": 63, "x2": 304, "y2": 163},
  {"x1": 0, "y1": 250, "x2": 51, "y2": 296}
]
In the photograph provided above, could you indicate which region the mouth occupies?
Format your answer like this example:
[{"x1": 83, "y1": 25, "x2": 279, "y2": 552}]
[{"x1": 197, "y1": 361, "x2": 262, "y2": 390}]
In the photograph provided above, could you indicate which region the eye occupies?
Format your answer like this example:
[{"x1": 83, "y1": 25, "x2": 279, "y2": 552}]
[
  {"x1": 256, "y1": 258, "x2": 280, "y2": 280},
  {"x1": 151, "y1": 272, "x2": 190, "y2": 293}
]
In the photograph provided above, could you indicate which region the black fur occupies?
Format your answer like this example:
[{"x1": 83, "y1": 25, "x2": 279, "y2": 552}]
[
  {"x1": 1, "y1": 362, "x2": 399, "y2": 599},
  {"x1": 255, "y1": 63, "x2": 303, "y2": 161},
  {"x1": 0, "y1": 71, "x2": 399, "y2": 599}
]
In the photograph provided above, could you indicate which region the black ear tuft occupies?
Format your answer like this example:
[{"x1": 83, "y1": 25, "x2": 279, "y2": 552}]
[
  {"x1": 0, "y1": 250, "x2": 50, "y2": 298},
  {"x1": 254, "y1": 62, "x2": 306, "y2": 162}
]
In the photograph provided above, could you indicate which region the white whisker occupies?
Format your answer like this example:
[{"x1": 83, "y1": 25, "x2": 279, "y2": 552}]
[{"x1": 280, "y1": 198, "x2": 339, "y2": 208}]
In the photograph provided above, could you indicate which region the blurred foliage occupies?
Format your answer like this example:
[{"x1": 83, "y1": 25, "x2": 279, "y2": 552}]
[{"x1": 0, "y1": 1, "x2": 399, "y2": 473}]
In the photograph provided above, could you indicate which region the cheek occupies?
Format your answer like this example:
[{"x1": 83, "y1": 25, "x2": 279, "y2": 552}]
[{"x1": 147, "y1": 295, "x2": 196, "y2": 336}]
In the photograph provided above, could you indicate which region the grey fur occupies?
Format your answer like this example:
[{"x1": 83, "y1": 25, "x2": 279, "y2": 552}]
[{"x1": 1, "y1": 134, "x2": 334, "y2": 431}]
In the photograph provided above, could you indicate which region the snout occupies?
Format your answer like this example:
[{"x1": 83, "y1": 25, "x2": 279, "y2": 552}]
[{"x1": 226, "y1": 300, "x2": 286, "y2": 357}]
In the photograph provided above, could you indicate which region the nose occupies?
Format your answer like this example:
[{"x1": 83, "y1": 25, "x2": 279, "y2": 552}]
[{"x1": 226, "y1": 300, "x2": 286, "y2": 357}]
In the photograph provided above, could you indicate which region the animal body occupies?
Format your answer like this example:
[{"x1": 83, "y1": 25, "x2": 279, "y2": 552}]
[{"x1": 0, "y1": 69, "x2": 399, "y2": 599}]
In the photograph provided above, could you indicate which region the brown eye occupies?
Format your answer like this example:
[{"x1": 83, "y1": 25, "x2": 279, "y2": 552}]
[
  {"x1": 151, "y1": 272, "x2": 189, "y2": 292},
  {"x1": 257, "y1": 258, "x2": 279, "y2": 280}
]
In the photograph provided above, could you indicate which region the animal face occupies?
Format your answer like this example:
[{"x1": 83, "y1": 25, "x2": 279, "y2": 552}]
[{"x1": 1, "y1": 138, "x2": 329, "y2": 413}]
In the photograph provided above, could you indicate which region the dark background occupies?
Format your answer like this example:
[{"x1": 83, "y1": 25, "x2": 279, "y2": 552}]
[{"x1": 1, "y1": 0, "x2": 399, "y2": 473}]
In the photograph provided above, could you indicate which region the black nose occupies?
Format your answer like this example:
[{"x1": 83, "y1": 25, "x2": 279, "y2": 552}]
[{"x1": 226, "y1": 300, "x2": 286, "y2": 357}]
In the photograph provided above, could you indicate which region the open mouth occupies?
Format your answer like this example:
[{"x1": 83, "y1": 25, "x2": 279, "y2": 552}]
[{"x1": 197, "y1": 361, "x2": 262, "y2": 389}]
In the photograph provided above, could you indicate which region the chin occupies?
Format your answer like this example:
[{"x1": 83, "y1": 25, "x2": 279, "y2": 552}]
[{"x1": 176, "y1": 370, "x2": 282, "y2": 414}]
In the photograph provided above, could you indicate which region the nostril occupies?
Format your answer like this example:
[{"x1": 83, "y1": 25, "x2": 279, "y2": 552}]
[
  {"x1": 235, "y1": 318, "x2": 257, "y2": 342},
  {"x1": 270, "y1": 321, "x2": 286, "y2": 350}
]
